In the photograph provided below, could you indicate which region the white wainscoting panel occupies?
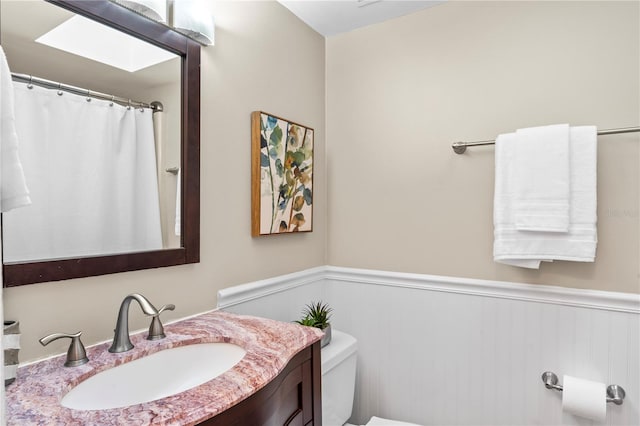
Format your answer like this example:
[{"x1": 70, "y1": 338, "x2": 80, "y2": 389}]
[
  {"x1": 217, "y1": 267, "x2": 326, "y2": 322},
  {"x1": 217, "y1": 266, "x2": 640, "y2": 426}
]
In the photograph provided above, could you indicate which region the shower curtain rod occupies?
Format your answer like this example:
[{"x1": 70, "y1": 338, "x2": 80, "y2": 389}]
[
  {"x1": 11, "y1": 72, "x2": 159, "y2": 111},
  {"x1": 452, "y1": 126, "x2": 640, "y2": 154}
]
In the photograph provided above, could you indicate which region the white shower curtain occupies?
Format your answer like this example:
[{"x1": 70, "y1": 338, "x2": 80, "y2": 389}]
[{"x1": 2, "y1": 82, "x2": 162, "y2": 262}]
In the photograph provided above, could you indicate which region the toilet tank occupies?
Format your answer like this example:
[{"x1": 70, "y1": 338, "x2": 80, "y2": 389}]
[{"x1": 321, "y1": 329, "x2": 358, "y2": 426}]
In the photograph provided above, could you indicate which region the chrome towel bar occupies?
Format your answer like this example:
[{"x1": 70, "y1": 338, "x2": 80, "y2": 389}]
[
  {"x1": 541, "y1": 371, "x2": 626, "y2": 405},
  {"x1": 452, "y1": 126, "x2": 640, "y2": 154}
]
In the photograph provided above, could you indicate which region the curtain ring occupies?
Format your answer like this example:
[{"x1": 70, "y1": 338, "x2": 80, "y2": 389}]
[
  {"x1": 86, "y1": 90, "x2": 92, "y2": 102},
  {"x1": 27, "y1": 75, "x2": 33, "y2": 89},
  {"x1": 109, "y1": 95, "x2": 115, "y2": 107},
  {"x1": 127, "y1": 99, "x2": 132, "y2": 110},
  {"x1": 57, "y1": 83, "x2": 63, "y2": 96}
]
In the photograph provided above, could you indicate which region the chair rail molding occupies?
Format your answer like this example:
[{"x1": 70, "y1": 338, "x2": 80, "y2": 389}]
[
  {"x1": 217, "y1": 267, "x2": 327, "y2": 309},
  {"x1": 217, "y1": 266, "x2": 640, "y2": 314}
]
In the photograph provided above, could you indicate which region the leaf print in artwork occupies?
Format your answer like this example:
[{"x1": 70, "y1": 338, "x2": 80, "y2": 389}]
[
  {"x1": 291, "y1": 213, "x2": 305, "y2": 232},
  {"x1": 270, "y1": 125, "x2": 283, "y2": 150},
  {"x1": 253, "y1": 112, "x2": 314, "y2": 235},
  {"x1": 303, "y1": 187, "x2": 312, "y2": 205},
  {"x1": 293, "y1": 196, "x2": 304, "y2": 212}
]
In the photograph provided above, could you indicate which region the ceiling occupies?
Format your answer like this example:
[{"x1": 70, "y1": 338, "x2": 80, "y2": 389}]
[
  {"x1": 0, "y1": 0, "x2": 445, "y2": 97},
  {"x1": 279, "y1": 0, "x2": 445, "y2": 37}
]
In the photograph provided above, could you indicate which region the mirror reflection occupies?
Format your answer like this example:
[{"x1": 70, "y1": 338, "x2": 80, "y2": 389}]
[{"x1": 0, "y1": 0, "x2": 182, "y2": 264}]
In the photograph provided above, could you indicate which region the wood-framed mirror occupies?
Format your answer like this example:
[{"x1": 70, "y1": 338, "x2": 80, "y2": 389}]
[{"x1": 1, "y1": 0, "x2": 200, "y2": 287}]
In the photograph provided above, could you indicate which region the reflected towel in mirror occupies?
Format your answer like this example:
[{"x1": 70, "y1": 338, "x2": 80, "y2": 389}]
[{"x1": 0, "y1": 46, "x2": 31, "y2": 211}]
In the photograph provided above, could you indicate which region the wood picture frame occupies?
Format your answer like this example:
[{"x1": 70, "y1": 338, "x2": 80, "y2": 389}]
[{"x1": 251, "y1": 111, "x2": 314, "y2": 236}]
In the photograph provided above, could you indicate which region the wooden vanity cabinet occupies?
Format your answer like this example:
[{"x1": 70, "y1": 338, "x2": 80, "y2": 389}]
[{"x1": 198, "y1": 342, "x2": 322, "y2": 426}]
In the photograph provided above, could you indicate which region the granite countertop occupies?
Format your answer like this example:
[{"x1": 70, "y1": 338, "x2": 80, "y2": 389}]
[{"x1": 6, "y1": 310, "x2": 323, "y2": 425}]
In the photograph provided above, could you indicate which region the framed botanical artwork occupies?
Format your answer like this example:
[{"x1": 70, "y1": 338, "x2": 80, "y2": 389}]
[{"x1": 252, "y1": 111, "x2": 314, "y2": 236}]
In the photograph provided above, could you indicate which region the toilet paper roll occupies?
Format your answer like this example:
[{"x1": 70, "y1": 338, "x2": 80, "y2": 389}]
[{"x1": 562, "y1": 375, "x2": 606, "y2": 421}]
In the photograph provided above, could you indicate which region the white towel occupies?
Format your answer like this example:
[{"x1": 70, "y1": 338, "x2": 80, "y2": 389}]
[
  {"x1": 0, "y1": 45, "x2": 31, "y2": 426},
  {"x1": 494, "y1": 132, "x2": 545, "y2": 269},
  {"x1": 0, "y1": 46, "x2": 31, "y2": 212},
  {"x1": 514, "y1": 124, "x2": 570, "y2": 232},
  {"x1": 494, "y1": 126, "x2": 597, "y2": 268}
]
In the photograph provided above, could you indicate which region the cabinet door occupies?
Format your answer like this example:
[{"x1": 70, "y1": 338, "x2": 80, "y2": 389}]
[
  {"x1": 199, "y1": 344, "x2": 320, "y2": 426},
  {"x1": 262, "y1": 362, "x2": 307, "y2": 426}
]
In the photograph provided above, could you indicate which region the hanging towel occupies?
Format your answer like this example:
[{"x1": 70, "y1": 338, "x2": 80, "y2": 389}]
[
  {"x1": 514, "y1": 124, "x2": 570, "y2": 232},
  {"x1": 0, "y1": 46, "x2": 30, "y2": 211},
  {"x1": 0, "y1": 45, "x2": 31, "y2": 426},
  {"x1": 494, "y1": 132, "x2": 544, "y2": 269},
  {"x1": 493, "y1": 126, "x2": 597, "y2": 268}
]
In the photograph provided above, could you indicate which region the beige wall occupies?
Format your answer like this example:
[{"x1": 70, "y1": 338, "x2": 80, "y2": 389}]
[
  {"x1": 4, "y1": 1, "x2": 326, "y2": 362},
  {"x1": 327, "y1": 1, "x2": 640, "y2": 293},
  {"x1": 5, "y1": 0, "x2": 640, "y2": 364}
]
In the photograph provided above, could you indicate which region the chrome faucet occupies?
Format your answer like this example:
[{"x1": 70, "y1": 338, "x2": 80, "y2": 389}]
[
  {"x1": 108, "y1": 293, "x2": 174, "y2": 353},
  {"x1": 39, "y1": 331, "x2": 89, "y2": 367},
  {"x1": 147, "y1": 304, "x2": 176, "y2": 340}
]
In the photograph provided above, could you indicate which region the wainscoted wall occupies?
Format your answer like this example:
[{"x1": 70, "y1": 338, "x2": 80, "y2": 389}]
[{"x1": 218, "y1": 267, "x2": 640, "y2": 426}]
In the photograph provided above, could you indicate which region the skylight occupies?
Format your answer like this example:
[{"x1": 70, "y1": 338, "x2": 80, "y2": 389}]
[{"x1": 36, "y1": 15, "x2": 178, "y2": 72}]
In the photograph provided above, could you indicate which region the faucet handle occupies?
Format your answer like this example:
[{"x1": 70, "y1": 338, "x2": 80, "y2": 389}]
[
  {"x1": 39, "y1": 331, "x2": 89, "y2": 367},
  {"x1": 147, "y1": 304, "x2": 175, "y2": 341}
]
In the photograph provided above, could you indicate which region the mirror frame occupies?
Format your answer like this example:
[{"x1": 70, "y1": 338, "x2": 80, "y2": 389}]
[{"x1": 2, "y1": 0, "x2": 200, "y2": 287}]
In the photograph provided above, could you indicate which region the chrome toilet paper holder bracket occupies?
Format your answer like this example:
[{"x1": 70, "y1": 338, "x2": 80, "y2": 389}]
[{"x1": 541, "y1": 371, "x2": 626, "y2": 405}]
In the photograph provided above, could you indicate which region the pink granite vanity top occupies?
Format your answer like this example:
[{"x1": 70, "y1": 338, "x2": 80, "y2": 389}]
[{"x1": 6, "y1": 310, "x2": 323, "y2": 425}]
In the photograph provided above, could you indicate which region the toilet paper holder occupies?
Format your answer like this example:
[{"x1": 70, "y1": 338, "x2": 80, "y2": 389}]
[{"x1": 541, "y1": 371, "x2": 626, "y2": 405}]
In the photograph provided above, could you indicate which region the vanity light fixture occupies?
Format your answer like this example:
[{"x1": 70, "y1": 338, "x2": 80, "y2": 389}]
[
  {"x1": 112, "y1": 0, "x2": 167, "y2": 22},
  {"x1": 35, "y1": 14, "x2": 178, "y2": 72},
  {"x1": 109, "y1": 0, "x2": 215, "y2": 46},
  {"x1": 171, "y1": 0, "x2": 215, "y2": 46},
  {"x1": 357, "y1": 0, "x2": 384, "y2": 8},
  {"x1": 112, "y1": 0, "x2": 167, "y2": 23}
]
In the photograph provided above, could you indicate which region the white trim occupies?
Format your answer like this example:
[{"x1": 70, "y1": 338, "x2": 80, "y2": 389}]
[
  {"x1": 217, "y1": 266, "x2": 640, "y2": 314},
  {"x1": 325, "y1": 266, "x2": 640, "y2": 314},
  {"x1": 217, "y1": 266, "x2": 327, "y2": 309}
]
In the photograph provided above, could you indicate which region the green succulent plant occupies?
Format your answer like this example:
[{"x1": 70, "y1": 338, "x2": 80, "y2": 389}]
[
  {"x1": 295, "y1": 316, "x2": 317, "y2": 327},
  {"x1": 295, "y1": 301, "x2": 332, "y2": 330}
]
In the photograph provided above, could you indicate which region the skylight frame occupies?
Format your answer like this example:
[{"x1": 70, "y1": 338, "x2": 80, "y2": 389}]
[{"x1": 36, "y1": 14, "x2": 178, "y2": 72}]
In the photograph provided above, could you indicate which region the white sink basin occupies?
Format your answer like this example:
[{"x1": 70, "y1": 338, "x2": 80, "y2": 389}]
[{"x1": 61, "y1": 343, "x2": 246, "y2": 410}]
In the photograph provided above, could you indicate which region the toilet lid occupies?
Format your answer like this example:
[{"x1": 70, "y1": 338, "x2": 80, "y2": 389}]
[
  {"x1": 365, "y1": 416, "x2": 423, "y2": 426},
  {"x1": 321, "y1": 329, "x2": 357, "y2": 373}
]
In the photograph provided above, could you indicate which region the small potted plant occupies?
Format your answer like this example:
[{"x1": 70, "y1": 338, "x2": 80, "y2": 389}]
[{"x1": 295, "y1": 301, "x2": 333, "y2": 347}]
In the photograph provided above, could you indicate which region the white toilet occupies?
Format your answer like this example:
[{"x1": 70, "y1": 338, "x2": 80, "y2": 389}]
[{"x1": 321, "y1": 329, "x2": 421, "y2": 426}]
